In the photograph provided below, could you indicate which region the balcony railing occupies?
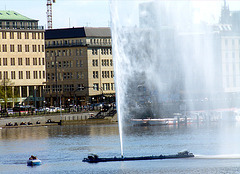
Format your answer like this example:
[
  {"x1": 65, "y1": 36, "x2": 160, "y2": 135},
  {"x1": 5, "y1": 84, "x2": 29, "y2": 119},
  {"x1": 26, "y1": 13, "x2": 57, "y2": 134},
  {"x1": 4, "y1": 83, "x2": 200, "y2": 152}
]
[{"x1": 0, "y1": 25, "x2": 44, "y2": 30}]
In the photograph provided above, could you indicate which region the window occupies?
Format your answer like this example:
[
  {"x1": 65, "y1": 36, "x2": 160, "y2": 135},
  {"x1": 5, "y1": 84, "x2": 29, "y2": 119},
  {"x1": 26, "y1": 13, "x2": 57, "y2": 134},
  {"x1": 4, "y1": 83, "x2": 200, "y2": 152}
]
[
  {"x1": 111, "y1": 83, "x2": 115, "y2": 90},
  {"x1": 45, "y1": 85, "x2": 50, "y2": 92},
  {"x1": 25, "y1": 58, "x2": 30, "y2": 65},
  {"x1": 0, "y1": 71, "x2": 2, "y2": 79},
  {"x1": 2, "y1": 32, "x2": 6, "y2": 39},
  {"x1": 47, "y1": 73, "x2": 50, "y2": 80},
  {"x1": 38, "y1": 58, "x2": 41, "y2": 65},
  {"x1": 2, "y1": 44, "x2": 7, "y2": 52},
  {"x1": 78, "y1": 84, "x2": 84, "y2": 91},
  {"x1": 62, "y1": 50, "x2": 66, "y2": 56},
  {"x1": 3, "y1": 58, "x2": 7, "y2": 66},
  {"x1": 93, "y1": 83, "x2": 99, "y2": 91},
  {"x1": 3, "y1": 71, "x2": 8, "y2": 79},
  {"x1": 0, "y1": 58, "x2": 1, "y2": 66},
  {"x1": 110, "y1": 60, "x2": 113, "y2": 66},
  {"x1": 10, "y1": 32, "x2": 14, "y2": 39},
  {"x1": 103, "y1": 83, "x2": 110, "y2": 90},
  {"x1": 10, "y1": 45, "x2": 15, "y2": 52},
  {"x1": 92, "y1": 59, "x2": 98, "y2": 66},
  {"x1": 20, "y1": 22, "x2": 24, "y2": 29},
  {"x1": 26, "y1": 71, "x2": 30, "y2": 79},
  {"x1": 51, "y1": 73, "x2": 54, "y2": 80},
  {"x1": 18, "y1": 45, "x2": 22, "y2": 52},
  {"x1": 17, "y1": 32, "x2": 22, "y2": 39},
  {"x1": 19, "y1": 71, "x2": 23, "y2": 79},
  {"x1": 25, "y1": 45, "x2": 29, "y2": 52},
  {"x1": 11, "y1": 71, "x2": 15, "y2": 79},
  {"x1": 32, "y1": 45, "x2": 37, "y2": 52},
  {"x1": 32, "y1": 32, "x2": 36, "y2": 39},
  {"x1": 39, "y1": 71, "x2": 41, "y2": 79},
  {"x1": 25, "y1": 32, "x2": 29, "y2": 39},
  {"x1": 11, "y1": 58, "x2": 15, "y2": 65},
  {"x1": 79, "y1": 60, "x2": 83, "y2": 67},
  {"x1": 58, "y1": 61, "x2": 61, "y2": 68},
  {"x1": 33, "y1": 71, "x2": 38, "y2": 79},
  {"x1": 42, "y1": 58, "x2": 45, "y2": 65},
  {"x1": 63, "y1": 73, "x2": 66, "y2": 79},
  {"x1": 92, "y1": 49, "x2": 97, "y2": 55},
  {"x1": 6, "y1": 22, "x2": 9, "y2": 28},
  {"x1": 33, "y1": 58, "x2": 37, "y2": 65},
  {"x1": 63, "y1": 61, "x2": 66, "y2": 68},
  {"x1": 18, "y1": 58, "x2": 22, "y2": 65},
  {"x1": 43, "y1": 71, "x2": 45, "y2": 79},
  {"x1": 42, "y1": 45, "x2": 44, "y2": 52},
  {"x1": 51, "y1": 61, "x2": 54, "y2": 68},
  {"x1": 93, "y1": 71, "x2": 98, "y2": 78}
]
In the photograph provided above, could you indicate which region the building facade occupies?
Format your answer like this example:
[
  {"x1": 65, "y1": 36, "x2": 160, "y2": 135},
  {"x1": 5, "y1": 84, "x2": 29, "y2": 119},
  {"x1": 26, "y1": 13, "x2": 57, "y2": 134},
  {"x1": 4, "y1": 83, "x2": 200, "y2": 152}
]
[
  {"x1": 45, "y1": 27, "x2": 115, "y2": 107},
  {"x1": 0, "y1": 11, "x2": 45, "y2": 109},
  {"x1": 218, "y1": 0, "x2": 240, "y2": 93}
]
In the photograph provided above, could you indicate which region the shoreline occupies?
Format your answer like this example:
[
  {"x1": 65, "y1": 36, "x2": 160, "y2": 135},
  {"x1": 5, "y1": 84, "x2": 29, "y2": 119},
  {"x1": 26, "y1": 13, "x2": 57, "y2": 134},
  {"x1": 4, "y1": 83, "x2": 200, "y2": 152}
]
[{"x1": 0, "y1": 111, "x2": 118, "y2": 128}]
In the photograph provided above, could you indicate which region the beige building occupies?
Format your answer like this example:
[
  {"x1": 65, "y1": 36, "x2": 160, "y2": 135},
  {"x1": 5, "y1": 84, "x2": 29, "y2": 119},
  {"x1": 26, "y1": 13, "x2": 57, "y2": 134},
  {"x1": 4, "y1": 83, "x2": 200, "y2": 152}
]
[
  {"x1": 0, "y1": 11, "x2": 45, "y2": 109},
  {"x1": 45, "y1": 27, "x2": 115, "y2": 107}
]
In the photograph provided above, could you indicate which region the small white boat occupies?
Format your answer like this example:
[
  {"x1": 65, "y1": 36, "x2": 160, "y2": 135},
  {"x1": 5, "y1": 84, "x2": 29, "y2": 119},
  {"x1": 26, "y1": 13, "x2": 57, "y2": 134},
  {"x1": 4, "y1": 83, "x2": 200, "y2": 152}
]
[
  {"x1": 27, "y1": 159, "x2": 42, "y2": 166},
  {"x1": 27, "y1": 156, "x2": 42, "y2": 166}
]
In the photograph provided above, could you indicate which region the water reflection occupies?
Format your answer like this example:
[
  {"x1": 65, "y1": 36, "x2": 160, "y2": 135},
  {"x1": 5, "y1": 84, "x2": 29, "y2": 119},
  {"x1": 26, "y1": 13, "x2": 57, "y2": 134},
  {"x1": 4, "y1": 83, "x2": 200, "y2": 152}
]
[
  {"x1": 1, "y1": 123, "x2": 240, "y2": 173},
  {"x1": 0, "y1": 124, "x2": 120, "y2": 141}
]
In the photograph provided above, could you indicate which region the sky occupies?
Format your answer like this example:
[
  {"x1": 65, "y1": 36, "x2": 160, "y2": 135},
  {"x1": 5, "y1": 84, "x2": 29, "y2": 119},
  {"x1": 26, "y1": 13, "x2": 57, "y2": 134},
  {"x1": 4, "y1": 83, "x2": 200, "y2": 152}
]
[{"x1": 0, "y1": 0, "x2": 239, "y2": 29}]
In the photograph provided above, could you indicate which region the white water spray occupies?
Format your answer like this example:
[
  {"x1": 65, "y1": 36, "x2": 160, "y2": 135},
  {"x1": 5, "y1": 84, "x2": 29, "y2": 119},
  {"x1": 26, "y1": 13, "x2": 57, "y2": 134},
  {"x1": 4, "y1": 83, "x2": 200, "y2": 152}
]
[{"x1": 111, "y1": 0, "x2": 228, "y2": 157}]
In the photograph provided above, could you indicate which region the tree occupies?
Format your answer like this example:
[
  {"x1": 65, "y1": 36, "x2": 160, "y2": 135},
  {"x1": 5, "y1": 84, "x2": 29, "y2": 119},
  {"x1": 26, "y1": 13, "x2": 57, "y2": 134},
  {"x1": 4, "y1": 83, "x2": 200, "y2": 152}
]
[{"x1": 0, "y1": 79, "x2": 16, "y2": 110}]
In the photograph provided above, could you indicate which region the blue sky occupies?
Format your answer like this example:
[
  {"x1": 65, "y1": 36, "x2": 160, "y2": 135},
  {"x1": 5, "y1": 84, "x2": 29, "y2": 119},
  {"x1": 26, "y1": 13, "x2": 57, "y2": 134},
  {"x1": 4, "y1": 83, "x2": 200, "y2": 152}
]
[
  {"x1": 0, "y1": 0, "x2": 110, "y2": 29},
  {"x1": 0, "y1": 0, "x2": 239, "y2": 29}
]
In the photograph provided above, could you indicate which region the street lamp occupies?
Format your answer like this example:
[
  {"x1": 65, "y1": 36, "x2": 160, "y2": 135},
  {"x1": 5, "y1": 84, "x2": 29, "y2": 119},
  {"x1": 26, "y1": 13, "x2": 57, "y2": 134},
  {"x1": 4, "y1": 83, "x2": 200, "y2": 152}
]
[
  {"x1": 68, "y1": 98, "x2": 70, "y2": 112},
  {"x1": 43, "y1": 100, "x2": 46, "y2": 114},
  {"x1": 55, "y1": 55, "x2": 58, "y2": 107}
]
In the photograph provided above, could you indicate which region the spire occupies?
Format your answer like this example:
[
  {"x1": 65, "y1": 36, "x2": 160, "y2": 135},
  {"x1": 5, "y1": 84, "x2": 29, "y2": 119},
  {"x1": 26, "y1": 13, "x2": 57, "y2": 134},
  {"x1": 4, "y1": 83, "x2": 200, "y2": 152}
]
[{"x1": 220, "y1": 0, "x2": 231, "y2": 24}]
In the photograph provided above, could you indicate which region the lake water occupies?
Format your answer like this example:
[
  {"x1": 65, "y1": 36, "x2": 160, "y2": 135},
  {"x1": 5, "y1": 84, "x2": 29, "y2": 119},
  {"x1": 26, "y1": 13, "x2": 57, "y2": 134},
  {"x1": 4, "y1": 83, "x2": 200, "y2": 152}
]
[{"x1": 1, "y1": 122, "x2": 240, "y2": 173}]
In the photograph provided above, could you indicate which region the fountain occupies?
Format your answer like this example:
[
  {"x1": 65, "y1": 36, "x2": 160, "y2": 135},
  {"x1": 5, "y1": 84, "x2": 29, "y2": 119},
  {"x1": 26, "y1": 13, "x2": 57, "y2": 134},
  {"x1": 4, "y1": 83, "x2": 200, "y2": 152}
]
[
  {"x1": 110, "y1": 0, "x2": 226, "y2": 158},
  {"x1": 83, "y1": 0, "x2": 238, "y2": 162}
]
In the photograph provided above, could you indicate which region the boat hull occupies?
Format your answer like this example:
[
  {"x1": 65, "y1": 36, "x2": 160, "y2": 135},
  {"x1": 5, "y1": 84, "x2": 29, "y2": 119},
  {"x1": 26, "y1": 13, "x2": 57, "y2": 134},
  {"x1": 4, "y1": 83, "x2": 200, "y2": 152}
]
[
  {"x1": 27, "y1": 159, "x2": 42, "y2": 166},
  {"x1": 83, "y1": 152, "x2": 194, "y2": 163}
]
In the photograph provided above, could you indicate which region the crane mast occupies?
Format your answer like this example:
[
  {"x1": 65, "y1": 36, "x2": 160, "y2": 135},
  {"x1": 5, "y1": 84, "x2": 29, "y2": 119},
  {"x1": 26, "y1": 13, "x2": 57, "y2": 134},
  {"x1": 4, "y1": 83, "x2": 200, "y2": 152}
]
[{"x1": 47, "y1": 0, "x2": 56, "y2": 29}]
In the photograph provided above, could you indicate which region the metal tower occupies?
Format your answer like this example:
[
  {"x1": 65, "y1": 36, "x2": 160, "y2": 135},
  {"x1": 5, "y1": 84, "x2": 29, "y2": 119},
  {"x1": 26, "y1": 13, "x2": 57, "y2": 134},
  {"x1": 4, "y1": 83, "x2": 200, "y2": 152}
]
[{"x1": 47, "y1": 0, "x2": 56, "y2": 29}]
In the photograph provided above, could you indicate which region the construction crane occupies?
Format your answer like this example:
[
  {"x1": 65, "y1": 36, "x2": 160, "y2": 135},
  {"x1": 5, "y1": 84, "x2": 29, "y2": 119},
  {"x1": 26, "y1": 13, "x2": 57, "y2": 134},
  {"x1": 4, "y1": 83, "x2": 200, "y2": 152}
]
[{"x1": 47, "y1": 0, "x2": 56, "y2": 29}]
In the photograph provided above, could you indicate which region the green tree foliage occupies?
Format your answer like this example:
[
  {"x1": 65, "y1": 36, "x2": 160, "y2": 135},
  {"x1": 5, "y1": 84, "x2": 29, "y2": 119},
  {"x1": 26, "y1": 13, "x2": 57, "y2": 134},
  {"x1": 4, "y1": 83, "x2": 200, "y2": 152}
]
[{"x1": 0, "y1": 79, "x2": 18, "y2": 108}]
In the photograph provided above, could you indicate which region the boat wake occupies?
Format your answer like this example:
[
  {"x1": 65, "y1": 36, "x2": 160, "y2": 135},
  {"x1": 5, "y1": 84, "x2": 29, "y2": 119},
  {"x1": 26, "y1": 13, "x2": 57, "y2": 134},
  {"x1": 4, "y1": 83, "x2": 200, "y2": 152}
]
[{"x1": 194, "y1": 154, "x2": 240, "y2": 159}]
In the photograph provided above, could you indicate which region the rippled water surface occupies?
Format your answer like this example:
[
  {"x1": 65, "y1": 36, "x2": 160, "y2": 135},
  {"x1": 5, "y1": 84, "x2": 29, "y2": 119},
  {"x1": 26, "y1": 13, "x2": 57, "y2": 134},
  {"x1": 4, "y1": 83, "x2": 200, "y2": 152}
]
[{"x1": 1, "y1": 122, "x2": 240, "y2": 173}]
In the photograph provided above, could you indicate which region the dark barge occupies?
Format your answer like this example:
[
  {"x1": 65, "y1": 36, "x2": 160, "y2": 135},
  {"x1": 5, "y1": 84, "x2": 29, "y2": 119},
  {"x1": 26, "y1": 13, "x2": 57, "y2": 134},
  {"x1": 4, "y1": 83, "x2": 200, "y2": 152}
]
[{"x1": 83, "y1": 150, "x2": 194, "y2": 163}]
